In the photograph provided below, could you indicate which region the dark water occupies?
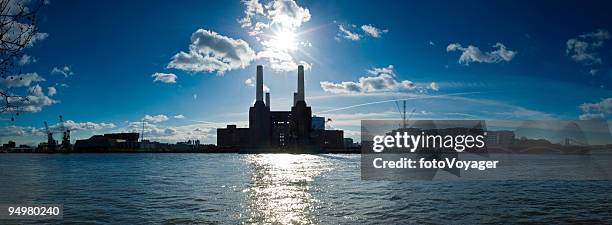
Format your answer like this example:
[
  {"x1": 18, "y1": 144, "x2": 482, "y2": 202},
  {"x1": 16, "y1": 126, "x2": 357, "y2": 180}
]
[{"x1": 1, "y1": 153, "x2": 611, "y2": 224}]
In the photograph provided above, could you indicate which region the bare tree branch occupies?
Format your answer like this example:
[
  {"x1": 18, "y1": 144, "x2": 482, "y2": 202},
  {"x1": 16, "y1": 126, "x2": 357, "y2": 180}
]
[{"x1": 0, "y1": 0, "x2": 45, "y2": 120}]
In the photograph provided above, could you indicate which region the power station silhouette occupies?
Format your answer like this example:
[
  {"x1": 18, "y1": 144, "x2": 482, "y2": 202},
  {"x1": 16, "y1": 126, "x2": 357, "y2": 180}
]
[{"x1": 217, "y1": 65, "x2": 344, "y2": 153}]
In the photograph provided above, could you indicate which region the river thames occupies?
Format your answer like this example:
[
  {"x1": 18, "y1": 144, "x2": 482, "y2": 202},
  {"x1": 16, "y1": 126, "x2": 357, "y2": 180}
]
[{"x1": 1, "y1": 153, "x2": 611, "y2": 224}]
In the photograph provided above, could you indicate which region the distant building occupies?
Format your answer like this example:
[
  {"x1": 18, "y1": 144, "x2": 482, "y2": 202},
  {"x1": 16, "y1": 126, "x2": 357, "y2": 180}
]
[
  {"x1": 217, "y1": 65, "x2": 344, "y2": 152},
  {"x1": 487, "y1": 130, "x2": 515, "y2": 146},
  {"x1": 74, "y1": 133, "x2": 140, "y2": 152},
  {"x1": 344, "y1": 138, "x2": 357, "y2": 148},
  {"x1": 1, "y1": 141, "x2": 35, "y2": 153},
  {"x1": 3, "y1": 140, "x2": 16, "y2": 149},
  {"x1": 312, "y1": 116, "x2": 325, "y2": 130}
]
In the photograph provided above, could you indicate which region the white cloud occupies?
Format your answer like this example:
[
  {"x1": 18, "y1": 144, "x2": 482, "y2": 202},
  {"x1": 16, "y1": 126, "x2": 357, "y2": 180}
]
[
  {"x1": 566, "y1": 29, "x2": 610, "y2": 65},
  {"x1": 336, "y1": 23, "x2": 388, "y2": 41},
  {"x1": 238, "y1": 0, "x2": 265, "y2": 29},
  {"x1": 337, "y1": 24, "x2": 360, "y2": 41},
  {"x1": 1, "y1": 0, "x2": 48, "y2": 49},
  {"x1": 240, "y1": 0, "x2": 312, "y2": 36},
  {"x1": 124, "y1": 121, "x2": 215, "y2": 143},
  {"x1": 579, "y1": 113, "x2": 605, "y2": 120},
  {"x1": 0, "y1": 124, "x2": 55, "y2": 137},
  {"x1": 7, "y1": 84, "x2": 58, "y2": 112},
  {"x1": 360, "y1": 24, "x2": 388, "y2": 38},
  {"x1": 266, "y1": 0, "x2": 311, "y2": 30},
  {"x1": 18, "y1": 54, "x2": 36, "y2": 66},
  {"x1": 47, "y1": 86, "x2": 56, "y2": 96},
  {"x1": 126, "y1": 122, "x2": 175, "y2": 138},
  {"x1": 320, "y1": 65, "x2": 418, "y2": 94},
  {"x1": 51, "y1": 65, "x2": 74, "y2": 77},
  {"x1": 174, "y1": 114, "x2": 185, "y2": 119},
  {"x1": 50, "y1": 120, "x2": 116, "y2": 132},
  {"x1": 578, "y1": 98, "x2": 612, "y2": 120},
  {"x1": 29, "y1": 33, "x2": 49, "y2": 46},
  {"x1": 367, "y1": 65, "x2": 395, "y2": 76},
  {"x1": 244, "y1": 77, "x2": 270, "y2": 92},
  {"x1": 580, "y1": 97, "x2": 612, "y2": 113},
  {"x1": 143, "y1": 114, "x2": 169, "y2": 123},
  {"x1": 429, "y1": 82, "x2": 439, "y2": 91},
  {"x1": 0, "y1": 72, "x2": 44, "y2": 88},
  {"x1": 168, "y1": 29, "x2": 256, "y2": 75},
  {"x1": 447, "y1": 42, "x2": 517, "y2": 65},
  {"x1": 238, "y1": 0, "x2": 312, "y2": 72},
  {"x1": 151, "y1": 72, "x2": 177, "y2": 83}
]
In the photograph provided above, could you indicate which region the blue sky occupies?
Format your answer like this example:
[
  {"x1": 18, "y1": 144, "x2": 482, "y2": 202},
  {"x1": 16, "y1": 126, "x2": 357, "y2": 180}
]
[{"x1": 2, "y1": 0, "x2": 612, "y2": 145}]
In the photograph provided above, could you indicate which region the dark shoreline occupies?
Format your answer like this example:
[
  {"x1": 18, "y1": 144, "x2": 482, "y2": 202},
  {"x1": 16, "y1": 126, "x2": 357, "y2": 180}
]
[{"x1": 0, "y1": 151, "x2": 361, "y2": 154}]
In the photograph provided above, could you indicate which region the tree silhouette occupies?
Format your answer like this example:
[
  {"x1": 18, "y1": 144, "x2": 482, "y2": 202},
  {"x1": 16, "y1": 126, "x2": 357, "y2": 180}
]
[{"x1": 0, "y1": 0, "x2": 44, "y2": 120}]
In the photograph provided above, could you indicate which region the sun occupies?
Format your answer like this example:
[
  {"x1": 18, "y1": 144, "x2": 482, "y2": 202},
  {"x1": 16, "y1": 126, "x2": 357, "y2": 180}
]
[{"x1": 271, "y1": 30, "x2": 298, "y2": 51}]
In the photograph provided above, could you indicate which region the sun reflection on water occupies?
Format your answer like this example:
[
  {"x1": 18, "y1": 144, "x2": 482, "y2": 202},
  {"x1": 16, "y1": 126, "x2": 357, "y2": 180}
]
[{"x1": 244, "y1": 154, "x2": 331, "y2": 224}]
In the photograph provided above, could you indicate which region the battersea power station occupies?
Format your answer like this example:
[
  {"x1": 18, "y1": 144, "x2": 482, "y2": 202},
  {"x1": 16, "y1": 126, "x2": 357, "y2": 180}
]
[{"x1": 217, "y1": 65, "x2": 344, "y2": 153}]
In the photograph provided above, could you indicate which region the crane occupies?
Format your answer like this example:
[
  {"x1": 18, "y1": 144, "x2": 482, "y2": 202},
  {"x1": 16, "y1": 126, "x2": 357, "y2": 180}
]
[
  {"x1": 394, "y1": 100, "x2": 416, "y2": 129},
  {"x1": 43, "y1": 121, "x2": 56, "y2": 152},
  {"x1": 59, "y1": 115, "x2": 71, "y2": 151}
]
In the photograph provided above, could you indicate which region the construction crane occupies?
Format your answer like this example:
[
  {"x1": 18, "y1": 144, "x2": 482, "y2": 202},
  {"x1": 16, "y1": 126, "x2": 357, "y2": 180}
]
[
  {"x1": 394, "y1": 100, "x2": 416, "y2": 129},
  {"x1": 43, "y1": 121, "x2": 56, "y2": 152},
  {"x1": 59, "y1": 115, "x2": 71, "y2": 151},
  {"x1": 141, "y1": 119, "x2": 146, "y2": 142}
]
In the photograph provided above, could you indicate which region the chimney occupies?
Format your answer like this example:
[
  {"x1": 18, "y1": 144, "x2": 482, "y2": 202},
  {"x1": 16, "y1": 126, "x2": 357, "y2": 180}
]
[
  {"x1": 256, "y1": 65, "x2": 263, "y2": 102},
  {"x1": 265, "y1": 92, "x2": 270, "y2": 108},
  {"x1": 297, "y1": 65, "x2": 304, "y2": 102}
]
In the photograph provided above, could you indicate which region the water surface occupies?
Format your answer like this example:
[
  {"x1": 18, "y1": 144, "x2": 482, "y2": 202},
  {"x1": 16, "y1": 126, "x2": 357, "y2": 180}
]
[{"x1": 0, "y1": 153, "x2": 611, "y2": 224}]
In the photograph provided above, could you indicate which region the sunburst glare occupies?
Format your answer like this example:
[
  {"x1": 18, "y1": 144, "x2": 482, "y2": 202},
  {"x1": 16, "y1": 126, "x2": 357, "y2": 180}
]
[{"x1": 270, "y1": 29, "x2": 298, "y2": 51}]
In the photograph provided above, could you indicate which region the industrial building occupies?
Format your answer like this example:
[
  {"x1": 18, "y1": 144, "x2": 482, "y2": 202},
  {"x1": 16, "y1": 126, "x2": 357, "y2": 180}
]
[
  {"x1": 74, "y1": 133, "x2": 140, "y2": 152},
  {"x1": 486, "y1": 130, "x2": 516, "y2": 146},
  {"x1": 217, "y1": 65, "x2": 344, "y2": 153}
]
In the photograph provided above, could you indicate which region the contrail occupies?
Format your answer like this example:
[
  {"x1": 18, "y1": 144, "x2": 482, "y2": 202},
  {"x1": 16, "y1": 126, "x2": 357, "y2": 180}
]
[
  {"x1": 316, "y1": 92, "x2": 481, "y2": 113},
  {"x1": 189, "y1": 120, "x2": 221, "y2": 124}
]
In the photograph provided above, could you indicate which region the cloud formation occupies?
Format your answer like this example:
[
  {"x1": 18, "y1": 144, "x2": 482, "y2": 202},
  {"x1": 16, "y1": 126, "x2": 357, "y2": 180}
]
[
  {"x1": 124, "y1": 121, "x2": 215, "y2": 143},
  {"x1": 447, "y1": 43, "x2": 516, "y2": 65},
  {"x1": 238, "y1": 0, "x2": 265, "y2": 30},
  {"x1": 320, "y1": 65, "x2": 422, "y2": 94},
  {"x1": 336, "y1": 23, "x2": 388, "y2": 41},
  {"x1": 47, "y1": 86, "x2": 56, "y2": 96},
  {"x1": 337, "y1": 24, "x2": 360, "y2": 41},
  {"x1": 566, "y1": 29, "x2": 609, "y2": 65},
  {"x1": 0, "y1": 120, "x2": 118, "y2": 140},
  {"x1": 245, "y1": 76, "x2": 270, "y2": 92},
  {"x1": 240, "y1": 0, "x2": 311, "y2": 34},
  {"x1": 0, "y1": 73, "x2": 44, "y2": 88},
  {"x1": 361, "y1": 24, "x2": 388, "y2": 38},
  {"x1": 0, "y1": 125, "x2": 34, "y2": 137},
  {"x1": 239, "y1": 0, "x2": 312, "y2": 72},
  {"x1": 1, "y1": 0, "x2": 49, "y2": 49},
  {"x1": 51, "y1": 120, "x2": 116, "y2": 132},
  {"x1": 143, "y1": 114, "x2": 169, "y2": 123},
  {"x1": 151, "y1": 72, "x2": 177, "y2": 83},
  {"x1": 18, "y1": 54, "x2": 36, "y2": 66},
  {"x1": 8, "y1": 84, "x2": 57, "y2": 112},
  {"x1": 51, "y1": 65, "x2": 74, "y2": 77},
  {"x1": 429, "y1": 82, "x2": 440, "y2": 91},
  {"x1": 168, "y1": 29, "x2": 256, "y2": 75},
  {"x1": 579, "y1": 97, "x2": 611, "y2": 120}
]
